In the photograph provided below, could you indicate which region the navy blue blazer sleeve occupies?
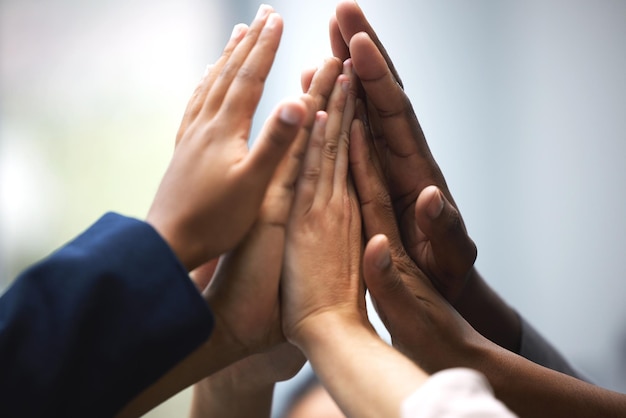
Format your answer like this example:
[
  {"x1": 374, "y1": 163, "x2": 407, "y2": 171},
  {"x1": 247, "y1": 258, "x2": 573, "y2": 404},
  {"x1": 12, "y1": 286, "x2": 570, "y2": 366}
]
[{"x1": 0, "y1": 213, "x2": 214, "y2": 418}]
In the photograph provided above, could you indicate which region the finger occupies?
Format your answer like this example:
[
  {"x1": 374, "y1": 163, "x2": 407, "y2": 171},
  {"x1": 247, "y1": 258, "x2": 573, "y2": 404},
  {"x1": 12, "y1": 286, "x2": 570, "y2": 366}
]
[
  {"x1": 333, "y1": 60, "x2": 357, "y2": 194},
  {"x1": 329, "y1": 15, "x2": 350, "y2": 61},
  {"x1": 355, "y1": 97, "x2": 386, "y2": 180},
  {"x1": 242, "y1": 98, "x2": 307, "y2": 198},
  {"x1": 260, "y1": 94, "x2": 318, "y2": 226},
  {"x1": 316, "y1": 70, "x2": 351, "y2": 203},
  {"x1": 202, "y1": 5, "x2": 275, "y2": 117},
  {"x1": 414, "y1": 185, "x2": 477, "y2": 285},
  {"x1": 301, "y1": 66, "x2": 317, "y2": 93},
  {"x1": 306, "y1": 57, "x2": 344, "y2": 111},
  {"x1": 347, "y1": 176, "x2": 366, "y2": 303},
  {"x1": 349, "y1": 117, "x2": 404, "y2": 249},
  {"x1": 293, "y1": 111, "x2": 328, "y2": 215},
  {"x1": 351, "y1": 32, "x2": 450, "y2": 204},
  {"x1": 216, "y1": 12, "x2": 285, "y2": 137},
  {"x1": 349, "y1": 32, "x2": 416, "y2": 156},
  {"x1": 175, "y1": 24, "x2": 248, "y2": 145},
  {"x1": 334, "y1": 0, "x2": 403, "y2": 87},
  {"x1": 200, "y1": 24, "x2": 248, "y2": 103},
  {"x1": 362, "y1": 235, "x2": 417, "y2": 331}
]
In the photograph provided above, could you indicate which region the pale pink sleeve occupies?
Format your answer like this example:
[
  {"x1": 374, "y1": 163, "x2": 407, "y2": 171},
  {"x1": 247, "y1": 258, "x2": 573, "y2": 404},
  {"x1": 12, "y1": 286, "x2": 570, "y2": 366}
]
[{"x1": 401, "y1": 368, "x2": 517, "y2": 418}]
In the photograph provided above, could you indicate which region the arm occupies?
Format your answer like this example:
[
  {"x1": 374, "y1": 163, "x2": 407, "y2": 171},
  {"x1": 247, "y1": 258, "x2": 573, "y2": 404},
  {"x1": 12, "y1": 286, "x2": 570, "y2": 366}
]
[
  {"x1": 117, "y1": 56, "x2": 346, "y2": 418},
  {"x1": 332, "y1": 0, "x2": 572, "y2": 364},
  {"x1": 283, "y1": 60, "x2": 514, "y2": 418},
  {"x1": 350, "y1": 117, "x2": 626, "y2": 416},
  {"x1": 187, "y1": 59, "x2": 346, "y2": 418},
  {"x1": 0, "y1": 214, "x2": 212, "y2": 418},
  {"x1": 281, "y1": 58, "x2": 427, "y2": 418},
  {"x1": 0, "y1": 5, "x2": 307, "y2": 418}
]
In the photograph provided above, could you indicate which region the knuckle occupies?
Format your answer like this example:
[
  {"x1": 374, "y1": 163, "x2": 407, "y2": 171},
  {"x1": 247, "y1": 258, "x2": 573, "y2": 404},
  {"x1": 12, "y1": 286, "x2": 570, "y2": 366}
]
[
  {"x1": 219, "y1": 61, "x2": 237, "y2": 80},
  {"x1": 321, "y1": 141, "x2": 338, "y2": 160},
  {"x1": 302, "y1": 166, "x2": 321, "y2": 182},
  {"x1": 235, "y1": 65, "x2": 265, "y2": 85}
]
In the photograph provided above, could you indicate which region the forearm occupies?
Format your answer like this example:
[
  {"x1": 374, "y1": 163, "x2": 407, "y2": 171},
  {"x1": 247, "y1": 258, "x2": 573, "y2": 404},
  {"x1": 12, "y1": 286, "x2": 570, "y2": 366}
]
[
  {"x1": 295, "y1": 314, "x2": 428, "y2": 418},
  {"x1": 454, "y1": 268, "x2": 522, "y2": 352},
  {"x1": 480, "y1": 343, "x2": 626, "y2": 417},
  {"x1": 456, "y1": 268, "x2": 586, "y2": 380},
  {"x1": 189, "y1": 377, "x2": 274, "y2": 418},
  {"x1": 117, "y1": 325, "x2": 246, "y2": 418},
  {"x1": 517, "y1": 316, "x2": 587, "y2": 380}
]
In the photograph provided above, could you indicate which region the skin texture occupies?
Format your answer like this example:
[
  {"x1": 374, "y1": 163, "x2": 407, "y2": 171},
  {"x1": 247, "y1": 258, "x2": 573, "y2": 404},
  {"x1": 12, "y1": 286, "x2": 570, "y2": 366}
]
[
  {"x1": 117, "y1": 7, "x2": 314, "y2": 417},
  {"x1": 145, "y1": 5, "x2": 307, "y2": 272},
  {"x1": 116, "y1": 3, "x2": 626, "y2": 418},
  {"x1": 188, "y1": 57, "x2": 346, "y2": 418},
  {"x1": 331, "y1": 0, "x2": 521, "y2": 356},
  {"x1": 327, "y1": 2, "x2": 626, "y2": 417},
  {"x1": 281, "y1": 59, "x2": 430, "y2": 418}
]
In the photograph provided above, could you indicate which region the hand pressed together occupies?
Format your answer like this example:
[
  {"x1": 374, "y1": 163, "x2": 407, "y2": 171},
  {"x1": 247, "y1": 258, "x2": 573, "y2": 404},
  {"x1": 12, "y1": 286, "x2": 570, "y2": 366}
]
[{"x1": 146, "y1": 5, "x2": 307, "y2": 272}]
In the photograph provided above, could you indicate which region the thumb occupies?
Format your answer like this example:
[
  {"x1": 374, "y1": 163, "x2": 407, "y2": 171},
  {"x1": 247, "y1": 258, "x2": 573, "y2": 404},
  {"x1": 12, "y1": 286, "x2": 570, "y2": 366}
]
[
  {"x1": 415, "y1": 185, "x2": 477, "y2": 281},
  {"x1": 245, "y1": 98, "x2": 309, "y2": 184},
  {"x1": 363, "y1": 234, "x2": 417, "y2": 329}
]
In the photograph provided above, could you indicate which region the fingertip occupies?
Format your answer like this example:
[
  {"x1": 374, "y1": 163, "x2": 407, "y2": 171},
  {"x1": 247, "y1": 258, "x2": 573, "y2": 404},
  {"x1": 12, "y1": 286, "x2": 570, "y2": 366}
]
[
  {"x1": 278, "y1": 99, "x2": 307, "y2": 126},
  {"x1": 420, "y1": 185, "x2": 445, "y2": 220},
  {"x1": 364, "y1": 234, "x2": 391, "y2": 273},
  {"x1": 248, "y1": 99, "x2": 307, "y2": 176},
  {"x1": 230, "y1": 23, "x2": 248, "y2": 41},
  {"x1": 372, "y1": 234, "x2": 391, "y2": 270},
  {"x1": 301, "y1": 66, "x2": 317, "y2": 93}
]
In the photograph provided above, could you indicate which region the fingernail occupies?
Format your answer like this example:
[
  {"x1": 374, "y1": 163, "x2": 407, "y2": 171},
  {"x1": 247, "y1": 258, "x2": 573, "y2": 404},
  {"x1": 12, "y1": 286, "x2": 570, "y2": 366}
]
[
  {"x1": 343, "y1": 58, "x2": 352, "y2": 72},
  {"x1": 279, "y1": 104, "x2": 303, "y2": 125},
  {"x1": 427, "y1": 187, "x2": 444, "y2": 219},
  {"x1": 255, "y1": 4, "x2": 272, "y2": 21},
  {"x1": 375, "y1": 242, "x2": 391, "y2": 270},
  {"x1": 340, "y1": 76, "x2": 350, "y2": 92}
]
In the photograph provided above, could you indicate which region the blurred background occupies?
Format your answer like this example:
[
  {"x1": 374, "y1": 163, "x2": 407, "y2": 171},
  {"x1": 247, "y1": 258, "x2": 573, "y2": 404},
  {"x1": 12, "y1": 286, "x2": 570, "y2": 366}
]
[{"x1": 1, "y1": 0, "x2": 625, "y2": 416}]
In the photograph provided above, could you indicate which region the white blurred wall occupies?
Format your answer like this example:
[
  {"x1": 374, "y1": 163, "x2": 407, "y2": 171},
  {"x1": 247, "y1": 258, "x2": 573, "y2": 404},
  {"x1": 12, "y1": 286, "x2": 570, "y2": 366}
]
[{"x1": 1, "y1": 0, "x2": 625, "y2": 416}]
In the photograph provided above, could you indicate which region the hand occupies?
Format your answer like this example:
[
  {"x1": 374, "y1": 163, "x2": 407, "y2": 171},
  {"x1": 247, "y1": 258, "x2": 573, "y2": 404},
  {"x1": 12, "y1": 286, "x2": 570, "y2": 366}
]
[
  {"x1": 282, "y1": 59, "x2": 365, "y2": 346},
  {"x1": 187, "y1": 58, "x2": 348, "y2": 418},
  {"x1": 333, "y1": 1, "x2": 523, "y2": 353},
  {"x1": 282, "y1": 61, "x2": 432, "y2": 418},
  {"x1": 114, "y1": 16, "x2": 344, "y2": 418},
  {"x1": 146, "y1": 5, "x2": 307, "y2": 271},
  {"x1": 201, "y1": 57, "x2": 344, "y2": 360},
  {"x1": 331, "y1": 0, "x2": 476, "y2": 302},
  {"x1": 361, "y1": 234, "x2": 626, "y2": 418}
]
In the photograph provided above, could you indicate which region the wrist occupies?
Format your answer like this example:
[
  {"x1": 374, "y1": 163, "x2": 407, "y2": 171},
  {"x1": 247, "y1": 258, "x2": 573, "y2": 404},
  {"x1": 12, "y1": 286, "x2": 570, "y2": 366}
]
[
  {"x1": 454, "y1": 268, "x2": 522, "y2": 353},
  {"x1": 288, "y1": 309, "x2": 375, "y2": 354}
]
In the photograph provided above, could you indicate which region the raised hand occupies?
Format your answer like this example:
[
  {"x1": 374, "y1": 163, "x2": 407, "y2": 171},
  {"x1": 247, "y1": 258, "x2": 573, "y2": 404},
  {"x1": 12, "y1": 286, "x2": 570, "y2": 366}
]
[
  {"x1": 115, "y1": 13, "x2": 345, "y2": 418},
  {"x1": 146, "y1": 5, "x2": 307, "y2": 272},
  {"x1": 199, "y1": 56, "x2": 344, "y2": 358},
  {"x1": 331, "y1": 1, "x2": 476, "y2": 302},
  {"x1": 332, "y1": 1, "x2": 525, "y2": 353},
  {"x1": 282, "y1": 60, "x2": 365, "y2": 342},
  {"x1": 283, "y1": 61, "x2": 437, "y2": 418}
]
